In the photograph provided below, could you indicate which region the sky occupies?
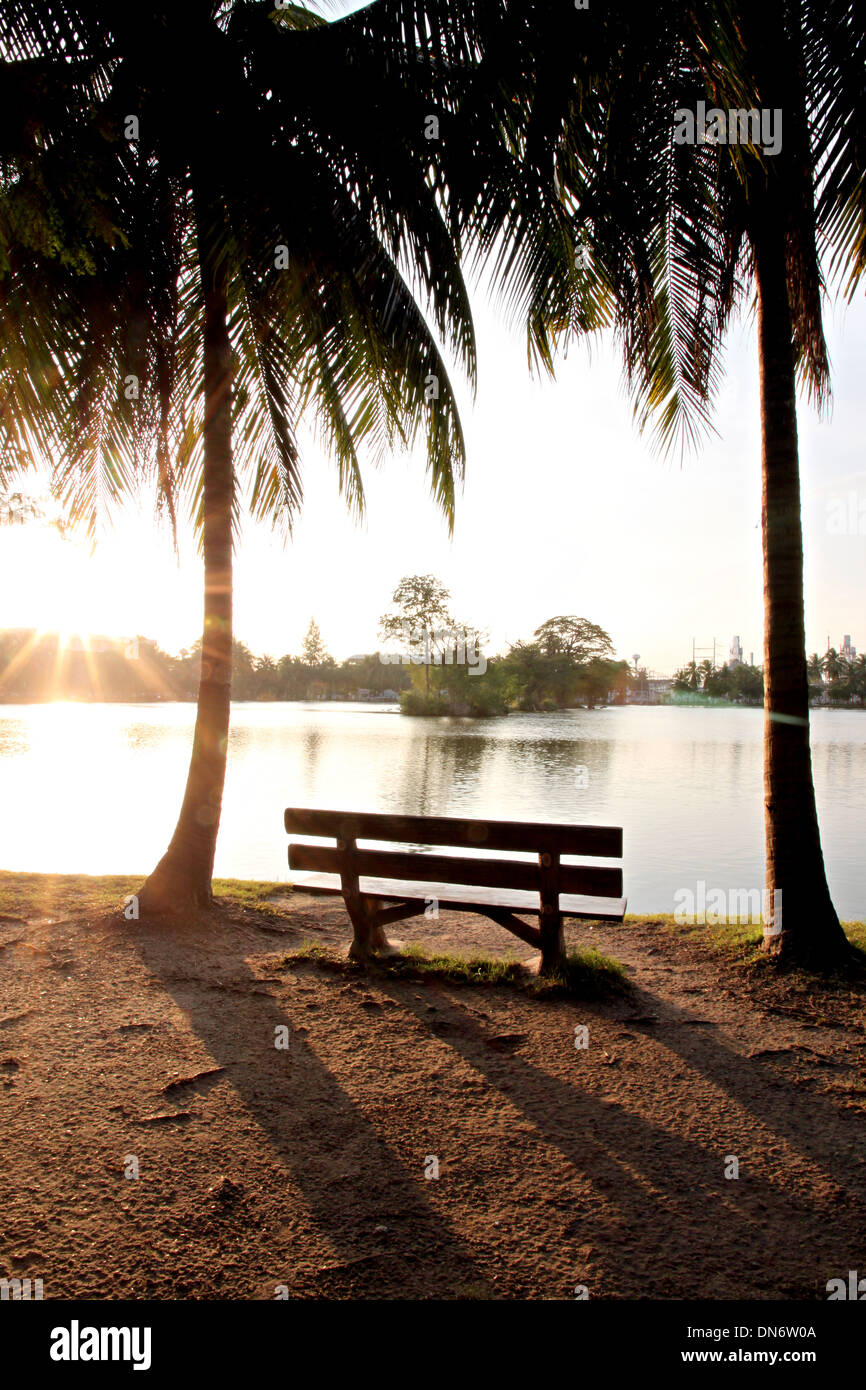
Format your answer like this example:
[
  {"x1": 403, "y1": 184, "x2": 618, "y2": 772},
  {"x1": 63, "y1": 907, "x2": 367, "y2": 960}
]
[{"x1": 2, "y1": 278, "x2": 863, "y2": 678}]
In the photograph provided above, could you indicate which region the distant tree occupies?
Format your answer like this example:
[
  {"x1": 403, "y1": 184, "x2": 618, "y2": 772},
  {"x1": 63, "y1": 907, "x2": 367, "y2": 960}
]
[
  {"x1": 807, "y1": 653, "x2": 825, "y2": 684},
  {"x1": 341, "y1": 652, "x2": 410, "y2": 699},
  {"x1": 230, "y1": 640, "x2": 257, "y2": 701},
  {"x1": 379, "y1": 575, "x2": 455, "y2": 695},
  {"x1": 672, "y1": 667, "x2": 691, "y2": 693},
  {"x1": 823, "y1": 648, "x2": 847, "y2": 688},
  {"x1": 827, "y1": 655, "x2": 852, "y2": 702},
  {"x1": 503, "y1": 617, "x2": 616, "y2": 710},
  {"x1": 302, "y1": 619, "x2": 328, "y2": 667},
  {"x1": 425, "y1": 655, "x2": 508, "y2": 717},
  {"x1": 731, "y1": 664, "x2": 764, "y2": 704},
  {"x1": 502, "y1": 641, "x2": 553, "y2": 710},
  {"x1": 253, "y1": 654, "x2": 279, "y2": 701},
  {"x1": 816, "y1": 648, "x2": 854, "y2": 703},
  {"x1": 532, "y1": 617, "x2": 614, "y2": 664},
  {"x1": 704, "y1": 665, "x2": 732, "y2": 698},
  {"x1": 850, "y1": 655, "x2": 866, "y2": 704},
  {"x1": 574, "y1": 657, "x2": 625, "y2": 708},
  {"x1": 276, "y1": 654, "x2": 305, "y2": 701},
  {"x1": 606, "y1": 660, "x2": 633, "y2": 704}
]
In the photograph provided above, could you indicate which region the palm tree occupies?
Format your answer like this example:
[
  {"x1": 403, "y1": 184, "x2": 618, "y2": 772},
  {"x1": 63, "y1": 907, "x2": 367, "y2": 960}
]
[
  {"x1": 1, "y1": 1, "x2": 479, "y2": 914},
  {"x1": 823, "y1": 648, "x2": 846, "y2": 687},
  {"x1": 806, "y1": 653, "x2": 825, "y2": 685},
  {"x1": 467, "y1": 0, "x2": 863, "y2": 968},
  {"x1": 826, "y1": 653, "x2": 853, "y2": 703},
  {"x1": 850, "y1": 654, "x2": 866, "y2": 704},
  {"x1": 698, "y1": 659, "x2": 715, "y2": 689}
]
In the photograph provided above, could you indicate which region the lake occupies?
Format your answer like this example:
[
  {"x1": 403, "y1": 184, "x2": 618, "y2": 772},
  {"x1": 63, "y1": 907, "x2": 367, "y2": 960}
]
[{"x1": 0, "y1": 701, "x2": 863, "y2": 918}]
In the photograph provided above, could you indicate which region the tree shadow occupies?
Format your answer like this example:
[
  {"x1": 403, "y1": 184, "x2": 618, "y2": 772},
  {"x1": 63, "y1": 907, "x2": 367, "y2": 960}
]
[
  {"x1": 128, "y1": 913, "x2": 487, "y2": 1298},
  {"x1": 365, "y1": 970, "x2": 865, "y2": 1298},
  {"x1": 128, "y1": 904, "x2": 865, "y2": 1299}
]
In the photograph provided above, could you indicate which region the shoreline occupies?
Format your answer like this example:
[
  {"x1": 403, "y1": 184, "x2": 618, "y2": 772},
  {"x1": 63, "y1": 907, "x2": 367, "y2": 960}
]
[{"x1": 1, "y1": 869, "x2": 864, "y2": 943}]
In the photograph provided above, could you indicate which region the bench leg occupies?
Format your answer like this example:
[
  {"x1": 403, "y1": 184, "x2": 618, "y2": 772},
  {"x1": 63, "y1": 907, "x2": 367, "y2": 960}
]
[
  {"x1": 540, "y1": 909, "x2": 566, "y2": 975},
  {"x1": 346, "y1": 895, "x2": 401, "y2": 962},
  {"x1": 539, "y1": 852, "x2": 566, "y2": 975},
  {"x1": 340, "y1": 844, "x2": 400, "y2": 962}
]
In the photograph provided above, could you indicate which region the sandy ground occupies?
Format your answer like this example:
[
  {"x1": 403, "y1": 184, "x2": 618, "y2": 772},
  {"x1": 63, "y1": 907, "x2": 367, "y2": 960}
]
[{"x1": 1, "y1": 893, "x2": 864, "y2": 1300}]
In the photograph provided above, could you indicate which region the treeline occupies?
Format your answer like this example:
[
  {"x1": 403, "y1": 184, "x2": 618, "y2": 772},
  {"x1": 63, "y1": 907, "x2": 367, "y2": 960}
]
[
  {"x1": 0, "y1": 613, "x2": 631, "y2": 714},
  {"x1": 672, "y1": 660, "x2": 764, "y2": 704},
  {"x1": 0, "y1": 625, "x2": 411, "y2": 704},
  {"x1": 672, "y1": 650, "x2": 866, "y2": 707},
  {"x1": 807, "y1": 650, "x2": 866, "y2": 705}
]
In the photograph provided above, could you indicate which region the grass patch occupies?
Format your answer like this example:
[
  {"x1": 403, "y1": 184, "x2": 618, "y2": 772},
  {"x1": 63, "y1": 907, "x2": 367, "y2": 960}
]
[
  {"x1": 0, "y1": 871, "x2": 142, "y2": 920},
  {"x1": 212, "y1": 878, "x2": 290, "y2": 917},
  {"x1": 842, "y1": 920, "x2": 866, "y2": 954},
  {"x1": 633, "y1": 911, "x2": 866, "y2": 971},
  {"x1": 635, "y1": 912, "x2": 765, "y2": 962},
  {"x1": 282, "y1": 941, "x2": 629, "y2": 1000},
  {"x1": 545, "y1": 946, "x2": 632, "y2": 998},
  {"x1": 0, "y1": 870, "x2": 289, "y2": 921}
]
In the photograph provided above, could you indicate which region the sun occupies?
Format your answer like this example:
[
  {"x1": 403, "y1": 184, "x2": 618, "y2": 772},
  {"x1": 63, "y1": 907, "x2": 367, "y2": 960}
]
[{"x1": 3, "y1": 520, "x2": 129, "y2": 647}]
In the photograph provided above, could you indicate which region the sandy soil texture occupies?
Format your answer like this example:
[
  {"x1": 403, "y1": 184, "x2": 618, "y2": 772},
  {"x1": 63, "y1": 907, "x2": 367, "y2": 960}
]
[{"x1": 1, "y1": 894, "x2": 864, "y2": 1299}]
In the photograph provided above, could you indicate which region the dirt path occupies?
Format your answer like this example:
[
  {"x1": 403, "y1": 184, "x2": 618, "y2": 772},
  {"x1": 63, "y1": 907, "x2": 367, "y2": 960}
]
[{"x1": 1, "y1": 896, "x2": 864, "y2": 1299}]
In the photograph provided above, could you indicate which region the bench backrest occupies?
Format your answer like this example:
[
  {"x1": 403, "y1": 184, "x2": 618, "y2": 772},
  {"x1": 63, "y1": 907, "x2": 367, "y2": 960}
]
[{"x1": 285, "y1": 807, "x2": 623, "y2": 899}]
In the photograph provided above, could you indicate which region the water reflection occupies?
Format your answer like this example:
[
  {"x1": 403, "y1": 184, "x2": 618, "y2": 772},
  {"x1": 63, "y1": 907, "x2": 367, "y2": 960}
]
[{"x1": 0, "y1": 701, "x2": 863, "y2": 917}]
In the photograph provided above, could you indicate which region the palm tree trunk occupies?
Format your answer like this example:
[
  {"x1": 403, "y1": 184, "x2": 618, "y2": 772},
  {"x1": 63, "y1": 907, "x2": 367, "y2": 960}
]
[
  {"x1": 139, "y1": 186, "x2": 233, "y2": 916},
  {"x1": 752, "y1": 214, "x2": 851, "y2": 969}
]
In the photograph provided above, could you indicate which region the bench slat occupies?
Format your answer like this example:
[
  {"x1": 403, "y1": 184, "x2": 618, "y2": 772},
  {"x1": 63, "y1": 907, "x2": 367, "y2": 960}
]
[
  {"x1": 284, "y1": 807, "x2": 622, "y2": 858},
  {"x1": 289, "y1": 841, "x2": 622, "y2": 898},
  {"x1": 290, "y1": 871, "x2": 627, "y2": 922}
]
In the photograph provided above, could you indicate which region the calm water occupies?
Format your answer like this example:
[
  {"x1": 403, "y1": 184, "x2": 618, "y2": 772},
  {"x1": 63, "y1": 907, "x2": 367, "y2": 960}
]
[{"x1": 0, "y1": 701, "x2": 863, "y2": 917}]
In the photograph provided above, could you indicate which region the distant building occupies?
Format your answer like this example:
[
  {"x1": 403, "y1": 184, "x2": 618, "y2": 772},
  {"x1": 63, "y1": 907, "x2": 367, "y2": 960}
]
[
  {"x1": 728, "y1": 635, "x2": 744, "y2": 668},
  {"x1": 625, "y1": 673, "x2": 673, "y2": 704},
  {"x1": 647, "y1": 677, "x2": 674, "y2": 699},
  {"x1": 841, "y1": 634, "x2": 857, "y2": 662}
]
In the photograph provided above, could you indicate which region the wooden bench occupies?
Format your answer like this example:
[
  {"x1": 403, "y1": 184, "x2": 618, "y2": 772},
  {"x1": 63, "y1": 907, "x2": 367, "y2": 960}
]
[{"x1": 284, "y1": 808, "x2": 625, "y2": 974}]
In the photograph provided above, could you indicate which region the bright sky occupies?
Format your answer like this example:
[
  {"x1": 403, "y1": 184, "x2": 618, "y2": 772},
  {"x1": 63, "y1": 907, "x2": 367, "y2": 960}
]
[{"x1": 2, "y1": 285, "x2": 864, "y2": 677}]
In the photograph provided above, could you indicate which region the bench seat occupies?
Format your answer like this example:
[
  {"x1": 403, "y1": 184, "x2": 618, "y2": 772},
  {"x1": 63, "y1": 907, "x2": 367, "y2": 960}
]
[{"x1": 291, "y1": 870, "x2": 627, "y2": 922}]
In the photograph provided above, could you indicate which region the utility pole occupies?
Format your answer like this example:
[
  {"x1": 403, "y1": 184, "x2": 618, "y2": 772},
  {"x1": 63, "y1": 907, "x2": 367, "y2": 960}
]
[{"x1": 691, "y1": 637, "x2": 716, "y2": 670}]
